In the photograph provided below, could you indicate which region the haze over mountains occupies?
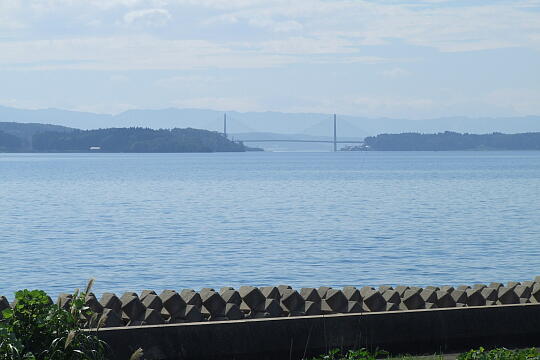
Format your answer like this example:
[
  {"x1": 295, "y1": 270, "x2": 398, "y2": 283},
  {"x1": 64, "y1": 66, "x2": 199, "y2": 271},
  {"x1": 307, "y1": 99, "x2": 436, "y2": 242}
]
[{"x1": 1, "y1": 105, "x2": 540, "y2": 140}]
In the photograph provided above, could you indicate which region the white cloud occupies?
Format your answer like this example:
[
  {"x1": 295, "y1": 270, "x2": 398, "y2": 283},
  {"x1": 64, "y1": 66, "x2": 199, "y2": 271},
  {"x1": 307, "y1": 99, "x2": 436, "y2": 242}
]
[
  {"x1": 381, "y1": 67, "x2": 410, "y2": 78},
  {"x1": 171, "y1": 96, "x2": 261, "y2": 112},
  {"x1": 155, "y1": 75, "x2": 222, "y2": 87},
  {"x1": 0, "y1": 37, "x2": 298, "y2": 70},
  {"x1": 0, "y1": 34, "x2": 402, "y2": 71},
  {"x1": 1, "y1": 0, "x2": 540, "y2": 117},
  {"x1": 123, "y1": 8, "x2": 171, "y2": 26},
  {"x1": 0, "y1": 0, "x2": 25, "y2": 31},
  {"x1": 351, "y1": 95, "x2": 434, "y2": 110},
  {"x1": 202, "y1": 0, "x2": 540, "y2": 52},
  {"x1": 110, "y1": 74, "x2": 129, "y2": 81},
  {"x1": 2, "y1": 1, "x2": 540, "y2": 60},
  {"x1": 484, "y1": 88, "x2": 540, "y2": 115},
  {"x1": 249, "y1": 19, "x2": 303, "y2": 33},
  {"x1": 256, "y1": 36, "x2": 356, "y2": 55}
]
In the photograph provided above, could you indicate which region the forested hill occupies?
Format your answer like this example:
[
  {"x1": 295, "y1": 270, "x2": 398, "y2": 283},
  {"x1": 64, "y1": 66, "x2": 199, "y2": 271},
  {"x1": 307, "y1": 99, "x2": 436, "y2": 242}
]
[
  {"x1": 363, "y1": 132, "x2": 540, "y2": 151},
  {"x1": 31, "y1": 127, "x2": 246, "y2": 152},
  {"x1": 0, "y1": 130, "x2": 25, "y2": 152},
  {"x1": 0, "y1": 122, "x2": 74, "y2": 150}
]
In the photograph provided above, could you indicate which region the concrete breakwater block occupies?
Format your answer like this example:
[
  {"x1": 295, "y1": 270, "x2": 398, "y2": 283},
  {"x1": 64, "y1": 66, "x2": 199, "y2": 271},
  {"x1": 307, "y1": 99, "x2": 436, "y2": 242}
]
[
  {"x1": 180, "y1": 289, "x2": 202, "y2": 307},
  {"x1": 4, "y1": 276, "x2": 540, "y2": 329},
  {"x1": 497, "y1": 287, "x2": 520, "y2": 305},
  {"x1": 436, "y1": 291, "x2": 456, "y2": 308},
  {"x1": 382, "y1": 289, "x2": 401, "y2": 305},
  {"x1": 360, "y1": 287, "x2": 386, "y2": 312},
  {"x1": 321, "y1": 289, "x2": 347, "y2": 314},
  {"x1": 400, "y1": 289, "x2": 425, "y2": 310},
  {"x1": 224, "y1": 303, "x2": 244, "y2": 320},
  {"x1": 303, "y1": 300, "x2": 321, "y2": 315},
  {"x1": 347, "y1": 301, "x2": 363, "y2": 313},
  {"x1": 159, "y1": 290, "x2": 186, "y2": 318},
  {"x1": 85, "y1": 293, "x2": 104, "y2": 314},
  {"x1": 201, "y1": 289, "x2": 226, "y2": 318},
  {"x1": 481, "y1": 287, "x2": 498, "y2": 302},
  {"x1": 262, "y1": 299, "x2": 282, "y2": 317},
  {"x1": 239, "y1": 286, "x2": 265, "y2": 313},
  {"x1": 317, "y1": 286, "x2": 332, "y2": 299},
  {"x1": 120, "y1": 293, "x2": 146, "y2": 324},
  {"x1": 0, "y1": 296, "x2": 9, "y2": 319},
  {"x1": 465, "y1": 288, "x2": 486, "y2": 306},
  {"x1": 300, "y1": 288, "x2": 321, "y2": 303},
  {"x1": 141, "y1": 294, "x2": 163, "y2": 311},
  {"x1": 531, "y1": 283, "x2": 540, "y2": 302},
  {"x1": 420, "y1": 289, "x2": 437, "y2": 303},
  {"x1": 450, "y1": 290, "x2": 468, "y2": 304},
  {"x1": 57, "y1": 293, "x2": 73, "y2": 309},
  {"x1": 280, "y1": 289, "x2": 305, "y2": 316},
  {"x1": 0, "y1": 296, "x2": 9, "y2": 310},
  {"x1": 343, "y1": 286, "x2": 361, "y2": 302},
  {"x1": 99, "y1": 293, "x2": 122, "y2": 314},
  {"x1": 220, "y1": 289, "x2": 241, "y2": 306},
  {"x1": 514, "y1": 285, "x2": 531, "y2": 300},
  {"x1": 127, "y1": 309, "x2": 164, "y2": 326},
  {"x1": 260, "y1": 286, "x2": 280, "y2": 300}
]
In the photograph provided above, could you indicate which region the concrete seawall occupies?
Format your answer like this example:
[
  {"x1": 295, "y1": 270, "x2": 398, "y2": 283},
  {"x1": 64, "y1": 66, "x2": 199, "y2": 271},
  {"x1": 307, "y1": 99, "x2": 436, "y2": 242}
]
[
  {"x1": 2, "y1": 277, "x2": 540, "y2": 328},
  {"x1": 96, "y1": 303, "x2": 540, "y2": 360},
  {"x1": 3, "y1": 278, "x2": 540, "y2": 359}
]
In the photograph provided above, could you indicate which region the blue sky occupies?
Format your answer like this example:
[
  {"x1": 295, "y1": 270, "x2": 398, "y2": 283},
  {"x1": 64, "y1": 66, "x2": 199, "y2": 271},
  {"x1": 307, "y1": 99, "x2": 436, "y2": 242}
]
[{"x1": 1, "y1": 0, "x2": 539, "y2": 118}]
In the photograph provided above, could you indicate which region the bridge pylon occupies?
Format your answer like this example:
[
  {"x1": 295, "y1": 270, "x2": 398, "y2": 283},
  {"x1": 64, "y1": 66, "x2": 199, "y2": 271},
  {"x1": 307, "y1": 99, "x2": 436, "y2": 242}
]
[
  {"x1": 333, "y1": 113, "x2": 337, "y2": 152},
  {"x1": 223, "y1": 113, "x2": 227, "y2": 138}
]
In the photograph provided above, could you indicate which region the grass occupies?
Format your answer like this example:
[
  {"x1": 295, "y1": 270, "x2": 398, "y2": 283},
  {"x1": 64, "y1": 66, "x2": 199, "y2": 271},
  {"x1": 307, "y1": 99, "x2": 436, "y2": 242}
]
[{"x1": 310, "y1": 347, "x2": 540, "y2": 360}]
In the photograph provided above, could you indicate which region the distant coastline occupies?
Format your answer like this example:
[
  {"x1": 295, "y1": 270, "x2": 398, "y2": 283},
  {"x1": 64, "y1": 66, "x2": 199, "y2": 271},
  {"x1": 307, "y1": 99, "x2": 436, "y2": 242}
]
[
  {"x1": 2, "y1": 122, "x2": 540, "y2": 153},
  {"x1": 342, "y1": 131, "x2": 540, "y2": 151},
  {"x1": 0, "y1": 122, "x2": 253, "y2": 153}
]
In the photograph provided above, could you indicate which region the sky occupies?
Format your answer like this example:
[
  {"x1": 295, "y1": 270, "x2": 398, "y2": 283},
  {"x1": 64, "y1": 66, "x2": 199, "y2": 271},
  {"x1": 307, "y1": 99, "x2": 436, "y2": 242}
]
[{"x1": 1, "y1": 0, "x2": 540, "y2": 118}]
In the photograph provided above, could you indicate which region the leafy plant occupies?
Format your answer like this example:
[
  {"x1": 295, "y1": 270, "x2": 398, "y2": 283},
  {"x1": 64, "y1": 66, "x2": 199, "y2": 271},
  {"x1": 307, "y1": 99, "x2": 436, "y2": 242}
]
[
  {"x1": 0, "y1": 280, "x2": 107, "y2": 360},
  {"x1": 310, "y1": 348, "x2": 388, "y2": 360},
  {"x1": 312, "y1": 347, "x2": 540, "y2": 360},
  {"x1": 458, "y1": 347, "x2": 540, "y2": 360}
]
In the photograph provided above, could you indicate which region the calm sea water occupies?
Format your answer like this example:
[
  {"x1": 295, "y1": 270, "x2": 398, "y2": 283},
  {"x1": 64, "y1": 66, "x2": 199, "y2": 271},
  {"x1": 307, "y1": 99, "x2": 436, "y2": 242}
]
[{"x1": 1, "y1": 151, "x2": 540, "y2": 299}]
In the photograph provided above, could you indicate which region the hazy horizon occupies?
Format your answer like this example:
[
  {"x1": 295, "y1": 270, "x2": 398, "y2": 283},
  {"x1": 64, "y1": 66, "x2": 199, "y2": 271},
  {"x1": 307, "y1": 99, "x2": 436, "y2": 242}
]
[{"x1": 2, "y1": 104, "x2": 540, "y2": 140}]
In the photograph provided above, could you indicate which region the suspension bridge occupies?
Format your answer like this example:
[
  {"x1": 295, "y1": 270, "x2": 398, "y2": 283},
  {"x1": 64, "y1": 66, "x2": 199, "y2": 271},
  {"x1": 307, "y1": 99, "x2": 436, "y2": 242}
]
[{"x1": 222, "y1": 113, "x2": 364, "y2": 152}]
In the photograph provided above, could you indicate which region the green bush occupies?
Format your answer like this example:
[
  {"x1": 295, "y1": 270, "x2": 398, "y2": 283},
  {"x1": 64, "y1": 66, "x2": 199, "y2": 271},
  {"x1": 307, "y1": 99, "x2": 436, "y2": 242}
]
[
  {"x1": 310, "y1": 348, "x2": 388, "y2": 360},
  {"x1": 0, "y1": 281, "x2": 106, "y2": 360},
  {"x1": 312, "y1": 347, "x2": 540, "y2": 360},
  {"x1": 458, "y1": 347, "x2": 540, "y2": 360}
]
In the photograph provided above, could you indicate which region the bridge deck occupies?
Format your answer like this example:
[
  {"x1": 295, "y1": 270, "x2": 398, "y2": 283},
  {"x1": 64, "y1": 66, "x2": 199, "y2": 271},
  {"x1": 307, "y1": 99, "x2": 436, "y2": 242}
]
[{"x1": 239, "y1": 139, "x2": 364, "y2": 144}]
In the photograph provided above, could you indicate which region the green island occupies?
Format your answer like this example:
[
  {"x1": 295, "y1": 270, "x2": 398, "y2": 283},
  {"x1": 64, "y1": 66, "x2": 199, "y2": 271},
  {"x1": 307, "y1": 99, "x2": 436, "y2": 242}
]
[
  {"x1": 345, "y1": 132, "x2": 540, "y2": 151},
  {"x1": 0, "y1": 123, "x2": 248, "y2": 153}
]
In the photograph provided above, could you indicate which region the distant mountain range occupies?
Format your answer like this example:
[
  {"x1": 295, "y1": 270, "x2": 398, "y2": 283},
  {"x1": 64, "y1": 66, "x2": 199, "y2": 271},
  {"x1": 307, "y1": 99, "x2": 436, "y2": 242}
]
[{"x1": 1, "y1": 105, "x2": 540, "y2": 138}]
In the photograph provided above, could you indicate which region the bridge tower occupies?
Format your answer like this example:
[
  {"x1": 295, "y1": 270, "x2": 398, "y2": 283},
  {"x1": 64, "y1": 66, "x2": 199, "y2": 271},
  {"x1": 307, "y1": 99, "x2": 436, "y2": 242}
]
[
  {"x1": 333, "y1": 113, "x2": 337, "y2": 152},
  {"x1": 223, "y1": 113, "x2": 227, "y2": 139}
]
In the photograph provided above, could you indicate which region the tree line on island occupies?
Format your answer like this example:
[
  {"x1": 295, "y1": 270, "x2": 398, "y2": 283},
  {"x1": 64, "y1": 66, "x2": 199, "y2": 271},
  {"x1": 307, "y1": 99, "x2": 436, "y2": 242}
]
[
  {"x1": 33, "y1": 127, "x2": 246, "y2": 152},
  {"x1": 0, "y1": 124, "x2": 247, "y2": 152},
  {"x1": 1, "y1": 122, "x2": 540, "y2": 152},
  {"x1": 346, "y1": 131, "x2": 540, "y2": 151}
]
